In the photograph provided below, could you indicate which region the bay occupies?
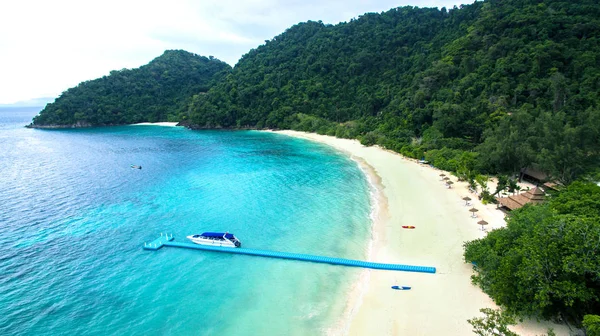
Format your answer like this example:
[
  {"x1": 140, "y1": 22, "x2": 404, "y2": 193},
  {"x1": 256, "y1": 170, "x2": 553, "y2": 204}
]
[{"x1": 0, "y1": 108, "x2": 372, "y2": 335}]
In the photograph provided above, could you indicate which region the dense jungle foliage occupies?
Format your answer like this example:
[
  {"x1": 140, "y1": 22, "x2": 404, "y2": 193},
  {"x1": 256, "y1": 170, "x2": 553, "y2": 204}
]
[
  {"x1": 31, "y1": 50, "x2": 230, "y2": 126},
  {"x1": 32, "y1": 0, "x2": 600, "y2": 182},
  {"x1": 464, "y1": 182, "x2": 600, "y2": 326},
  {"x1": 184, "y1": 0, "x2": 600, "y2": 184}
]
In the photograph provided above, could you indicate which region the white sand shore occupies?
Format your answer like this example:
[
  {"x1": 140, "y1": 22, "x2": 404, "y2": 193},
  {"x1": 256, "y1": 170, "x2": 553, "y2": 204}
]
[
  {"x1": 272, "y1": 130, "x2": 571, "y2": 336},
  {"x1": 130, "y1": 122, "x2": 179, "y2": 127}
]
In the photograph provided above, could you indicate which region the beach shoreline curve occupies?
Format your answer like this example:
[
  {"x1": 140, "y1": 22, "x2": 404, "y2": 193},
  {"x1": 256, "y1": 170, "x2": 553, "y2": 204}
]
[{"x1": 268, "y1": 130, "x2": 570, "y2": 336}]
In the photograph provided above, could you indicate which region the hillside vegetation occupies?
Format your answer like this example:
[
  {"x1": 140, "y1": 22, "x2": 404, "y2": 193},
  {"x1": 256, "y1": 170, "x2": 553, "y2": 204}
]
[
  {"x1": 31, "y1": 50, "x2": 230, "y2": 126},
  {"x1": 186, "y1": 0, "x2": 600, "y2": 184}
]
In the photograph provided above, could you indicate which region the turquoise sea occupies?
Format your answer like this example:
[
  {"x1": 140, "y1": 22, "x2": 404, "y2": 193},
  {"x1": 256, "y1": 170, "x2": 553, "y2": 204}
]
[{"x1": 0, "y1": 108, "x2": 372, "y2": 335}]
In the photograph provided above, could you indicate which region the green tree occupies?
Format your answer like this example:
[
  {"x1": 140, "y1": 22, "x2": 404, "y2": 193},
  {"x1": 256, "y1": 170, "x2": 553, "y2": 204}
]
[
  {"x1": 583, "y1": 315, "x2": 600, "y2": 336},
  {"x1": 494, "y1": 175, "x2": 508, "y2": 196},
  {"x1": 468, "y1": 308, "x2": 519, "y2": 336}
]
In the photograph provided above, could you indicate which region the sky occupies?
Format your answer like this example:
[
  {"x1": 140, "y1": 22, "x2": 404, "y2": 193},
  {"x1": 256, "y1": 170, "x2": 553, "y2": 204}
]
[{"x1": 0, "y1": 0, "x2": 471, "y2": 105}]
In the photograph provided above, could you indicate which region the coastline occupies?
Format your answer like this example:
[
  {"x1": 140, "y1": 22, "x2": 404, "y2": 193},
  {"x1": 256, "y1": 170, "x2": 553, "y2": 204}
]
[
  {"x1": 328, "y1": 153, "x2": 389, "y2": 336},
  {"x1": 130, "y1": 122, "x2": 179, "y2": 127},
  {"x1": 271, "y1": 130, "x2": 570, "y2": 336},
  {"x1": 26, "y1": 121, "x2": 180, "y2": 129}
]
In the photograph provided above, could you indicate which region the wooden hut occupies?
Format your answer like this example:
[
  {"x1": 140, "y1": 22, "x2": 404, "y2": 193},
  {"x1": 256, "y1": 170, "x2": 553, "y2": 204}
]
[
  {"x1": 519, "y1": 167, "x2": 548, "y2": 184},
  {"x1": 497, "y1": 187, "x2": 545, "y2": 211}
]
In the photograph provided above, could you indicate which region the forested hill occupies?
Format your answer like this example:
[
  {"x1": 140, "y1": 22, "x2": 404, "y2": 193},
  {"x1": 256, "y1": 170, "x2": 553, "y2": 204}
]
[
  {"x1": 187, "y1": 5, "x2": 475, "y2": 128},
  {"x1": 30, "y1": 0, "x2": 600, "y2": 183},
  {"x1": 30, "y1": 50, "x2": 230, "y2": 127},
  {"x1": 187, "y1": 0, "x2": 600, "y2": 183}
]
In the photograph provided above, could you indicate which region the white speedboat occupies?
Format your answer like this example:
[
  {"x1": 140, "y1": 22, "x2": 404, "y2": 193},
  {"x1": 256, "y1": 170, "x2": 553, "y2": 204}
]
[{"x1": 186, "y1": 232, "x2": 241, "y2": 248}]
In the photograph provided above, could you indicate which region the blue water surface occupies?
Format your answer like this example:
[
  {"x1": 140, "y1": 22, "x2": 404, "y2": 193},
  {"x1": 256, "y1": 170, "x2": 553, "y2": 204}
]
[{"x1": 0, "y1": 108, "x2": 371, "y2": 335}]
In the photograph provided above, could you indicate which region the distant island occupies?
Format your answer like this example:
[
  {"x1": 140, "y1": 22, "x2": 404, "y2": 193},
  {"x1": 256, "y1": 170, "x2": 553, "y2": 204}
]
[
  {"x1": 0, "y1": 97, "x2": 55, "y2": 108},
  {"x1": 27, "y1": 0, "x2": 600, "y2": 333}
]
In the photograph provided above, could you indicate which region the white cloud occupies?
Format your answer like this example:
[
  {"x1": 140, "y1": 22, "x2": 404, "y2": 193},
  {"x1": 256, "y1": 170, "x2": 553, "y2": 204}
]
[{"x1": 0, "y1": 0, "x2": 471, "y2": 104}]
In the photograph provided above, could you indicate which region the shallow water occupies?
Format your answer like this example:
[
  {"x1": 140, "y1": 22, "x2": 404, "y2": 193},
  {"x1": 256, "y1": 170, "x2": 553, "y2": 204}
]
[{"x1": 0, "y1": 108, "x2": 372, "y2": 335}]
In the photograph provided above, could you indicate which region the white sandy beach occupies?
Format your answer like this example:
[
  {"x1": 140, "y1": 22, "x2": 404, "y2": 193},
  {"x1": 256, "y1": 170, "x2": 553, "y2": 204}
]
[
  {"x1": 273, "y1": 130, "x2": 571, "y2": 336},
  {"x1": 130, "y1": 122, "x2": 179, "y2": 127}
]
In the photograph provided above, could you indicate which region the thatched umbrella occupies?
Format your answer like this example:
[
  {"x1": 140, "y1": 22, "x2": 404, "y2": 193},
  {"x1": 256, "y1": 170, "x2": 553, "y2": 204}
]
[
  {"x1": 443, "y1": 176, "x2": 450, "y2": 181},
  {"x1": 469, "y1": 207, "x2": 479, "y2": 218},
  {"x1": 462, "y1": 196, "x2": 472, "y2": 206},
  {"x1": 439, "y1": 173, "x2": 446, "y2": 180},
  {"x1": 446, "y1": 181, "x2": 454, "y2": 188},
  {"x1": 477, "y1": 220, "x2": 489, "y2": 231}
]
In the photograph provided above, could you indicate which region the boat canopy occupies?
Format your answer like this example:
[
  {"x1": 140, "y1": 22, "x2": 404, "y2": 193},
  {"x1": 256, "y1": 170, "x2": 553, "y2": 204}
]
[{"x1": 201, "y1": 232, "x2": 235, "y2": 239}]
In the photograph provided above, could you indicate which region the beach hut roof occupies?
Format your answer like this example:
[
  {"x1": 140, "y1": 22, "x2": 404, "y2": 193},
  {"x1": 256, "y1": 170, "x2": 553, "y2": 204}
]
[
  {"x1": 496, "y1": 187, "x2": 545, "y2": 210},
  {"x1": 530, "y1": 187, "x2": 545, "y2": 196},
  {"x1": 542, "y1": 182, "x2": 560, "y2": 191}
]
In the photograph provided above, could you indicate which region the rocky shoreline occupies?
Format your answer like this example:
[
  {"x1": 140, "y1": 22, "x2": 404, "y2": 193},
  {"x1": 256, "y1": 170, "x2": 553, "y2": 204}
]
[{"x1": 26, "y1": 121, "x2": 97, "y2": 129}]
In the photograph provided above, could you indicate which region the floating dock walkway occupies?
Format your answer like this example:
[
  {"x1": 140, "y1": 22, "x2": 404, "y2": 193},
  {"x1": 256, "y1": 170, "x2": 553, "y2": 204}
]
[{"x1": 143, "y1": 234, "x2": 436, "y2": 274}]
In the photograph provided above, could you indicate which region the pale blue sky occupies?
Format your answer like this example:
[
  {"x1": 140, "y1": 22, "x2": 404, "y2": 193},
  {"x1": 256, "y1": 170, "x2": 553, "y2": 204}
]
[{"x1": 0, "y1": 0, "x2": 471, "y2": 104}]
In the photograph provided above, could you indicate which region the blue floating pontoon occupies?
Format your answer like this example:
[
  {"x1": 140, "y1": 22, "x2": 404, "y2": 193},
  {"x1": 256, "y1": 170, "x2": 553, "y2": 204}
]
[
  {"x1": 143, "y1": 233, "x2": 174, "y2": 250},
  {"x1": 143, "y1": 235, "x2": 436, "y2": 274}
]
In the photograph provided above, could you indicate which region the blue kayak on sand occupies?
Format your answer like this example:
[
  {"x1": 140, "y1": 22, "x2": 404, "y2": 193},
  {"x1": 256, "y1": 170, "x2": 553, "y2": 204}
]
[{"x1": 391, "y1": 286, "x2": 411, "y2": 290}]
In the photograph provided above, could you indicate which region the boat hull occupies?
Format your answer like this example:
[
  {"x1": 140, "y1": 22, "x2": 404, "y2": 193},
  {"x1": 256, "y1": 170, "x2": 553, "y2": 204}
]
[{"x1": 186, "y1": 235, "x2": 240, "y2": 248}]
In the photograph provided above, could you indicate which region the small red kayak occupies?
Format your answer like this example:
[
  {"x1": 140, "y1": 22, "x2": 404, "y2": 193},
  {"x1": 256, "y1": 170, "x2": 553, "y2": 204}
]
[{"x1": 402, "y1": 226, "x2": 415, "y2": 229}]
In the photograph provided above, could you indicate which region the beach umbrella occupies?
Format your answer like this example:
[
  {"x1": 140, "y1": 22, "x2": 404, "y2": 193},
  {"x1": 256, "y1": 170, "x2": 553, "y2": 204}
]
[
  {"x1": 439, "y1": 173, "x2": 446, "y2": 180},
  {"x1": 446, "y1": 181, "x2": 454, "y2": 188},
  {"x1": 443, "y1": 176, "x2": 450, "y2": 181},
  {"x1": 462, "y1": 196, "x2": 472, "y2": 206},
  {"x1": 469, "y1": 208, "x2": 479, "y2": 218},
  {"x1": 477, "y1": 220, "x2": 488, "y2": 231}
]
